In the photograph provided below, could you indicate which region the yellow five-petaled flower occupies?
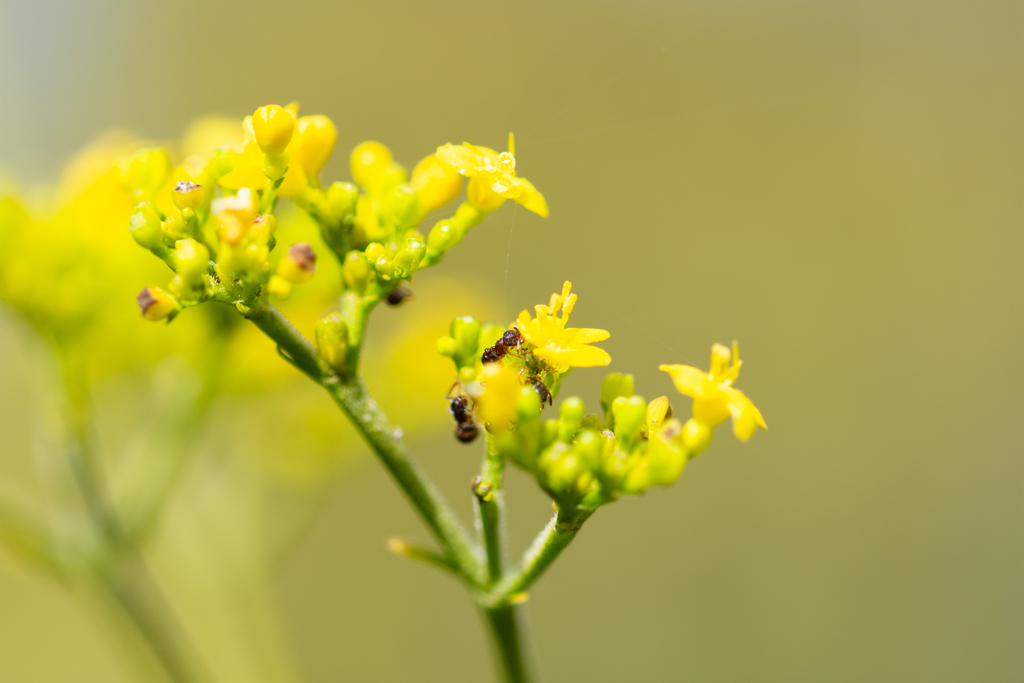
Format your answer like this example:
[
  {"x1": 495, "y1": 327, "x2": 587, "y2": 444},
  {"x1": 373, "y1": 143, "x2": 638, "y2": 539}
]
[
  {"x1": 660, "y1": 342, "x2": 766, "y2": 442},
  {"x1": 516, "y1": 281, "x2": 610, "y2": 373},
  {"x1": 435, "y1": 134, "x2": 549, "y2": 217}
]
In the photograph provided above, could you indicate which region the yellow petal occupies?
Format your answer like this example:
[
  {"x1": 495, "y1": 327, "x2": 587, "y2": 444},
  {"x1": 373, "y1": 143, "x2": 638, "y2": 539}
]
[
  {"x1": 435, "y1": 143, "x2": 500, "y2": 177},
  {"x1": 219, "y1": 165, "x2": 268, "y2": 191},
  {"x1": 568, "y1": 327, "x2": 610, "y2": 344},
  {"x1": 659, "y1": 364, "x2": 708, "y2": 398},
  {"x1": 277, "y1": 164, "x2": 307, "y2": 198},
  {"x1": 726, "y1": 388, "x2": 766, "y2": 441},
  {"x1": 508, "y1": 176, "x2": 549, "y2": 217}
]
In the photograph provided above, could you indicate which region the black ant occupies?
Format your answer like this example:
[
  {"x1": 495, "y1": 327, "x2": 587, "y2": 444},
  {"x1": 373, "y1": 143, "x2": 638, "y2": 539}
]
[
  {"x1": 450, "y1": 395, "x2": 479, "y2": 443},
  {"x1": 481, "y1": 328, "x2": 525, "y2": 364},
  {"x1": 528, "y1": 377, "x2": 552, "y2": 406},
  {"x1": 386, "y1": 286, "x2": 411, "y2": 306}
]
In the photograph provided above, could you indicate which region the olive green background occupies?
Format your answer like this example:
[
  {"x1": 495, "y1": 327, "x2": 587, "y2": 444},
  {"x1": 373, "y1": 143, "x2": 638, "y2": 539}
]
[{"x1": 1, "y1": 0, "x2": 1022, "y2": 681}]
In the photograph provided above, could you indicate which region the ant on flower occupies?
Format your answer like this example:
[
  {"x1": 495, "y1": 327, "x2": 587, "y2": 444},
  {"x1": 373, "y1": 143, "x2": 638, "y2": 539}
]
[{"x1": 481, "y1": 328, "x2": 525, "y2": 363}]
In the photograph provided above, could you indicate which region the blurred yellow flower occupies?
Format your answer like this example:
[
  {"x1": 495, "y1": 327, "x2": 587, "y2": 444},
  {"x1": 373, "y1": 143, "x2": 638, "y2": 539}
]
[
  {"x1": 435, "y1": 134, "x2": 548, "y2": 217},
  {"x1": 660, "y1": 342, "x2": 766, "y2": 441},
  {"x1": 515, "y1": 281, "x2": 610, "y2": 373},
  {"x1": 473, "y1": 362, "x2": 521, "y2": 431}
]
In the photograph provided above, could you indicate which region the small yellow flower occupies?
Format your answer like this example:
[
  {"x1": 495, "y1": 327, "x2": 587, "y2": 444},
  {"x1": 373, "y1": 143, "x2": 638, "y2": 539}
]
[
  {"x1": 660, "y1": 342, "x2": 766, "y2": 442},
  {"x1": 435, "y1": 134, "x2": 548, "y2": 217},
  {"x1": 516, "y1": 281, "x2": 610, "y2": 373},
  {"x1": 212, "y1": 188, "x2": 257, "y2": 246}
]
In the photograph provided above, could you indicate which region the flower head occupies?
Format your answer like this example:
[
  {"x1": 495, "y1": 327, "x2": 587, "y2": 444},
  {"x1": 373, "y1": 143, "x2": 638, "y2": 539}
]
[
  {"x1": 660, "y1": 342, "x2": 766, "y2": 441},
  {"x1": 435, "y1": 134, "x2": 548, "y2": 217},
  {"x1": 516, "y1": 281, "x2": 610, "y2": 373}
]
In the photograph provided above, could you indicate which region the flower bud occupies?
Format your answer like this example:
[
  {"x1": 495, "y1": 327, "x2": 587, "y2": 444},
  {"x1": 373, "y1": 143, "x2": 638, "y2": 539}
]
[
  {"x1": 327, "y1": 181, "x2": 359, "y2": 223},
  {"x1": 136, "y1": 286, "x2": 177, "y2": 321},
  {"x1": 172, "y1": 181, "x2": 205, "y2": 212},
  {"x1": 600, "y1": 373, "x2": 635, "y2": 422},
  {"x1": 250, "y1": 214, "x2": 277, "y2": 243},
  {"x1": 130, "y1": 203, "x2": 164, "y2": 250},
  {"x1": 612, "y1": 395, "x2": 647, "y2": 449},
  {"x1": 557, "y1": 397, "x2": 585, "y2": 442},
  {"x1": 173, "y1": 238, "x2": 210, "y2": 284},
  {"x1": 388, "y1": 184, "x2": 424, "y2": 228},
  {"x1": 392, "y1": 233, "x2": 426, "y2": 275},
  {"x1": 121, "y1": 147, "x2": 170, "y2": 200},
  {"x1": 350, "y1": 141, "x2": 393, "y2": 191},
  {"x1": 539, "y1": 443, "x2": 583, "y2": 494},
  {"x1": 162, "y1": 213, "x2": 188, "y2": 241},
  {"x1": 315, "y1": 313, "x2": 349, "y2": 372},
  {"x1": 467, "y1": 175, "x2": 506, "y2": 212},
  {"x1": 252, "y1": 104, "x2": 295, "y2": 156},
  {"x1": 293, "y1": 115, "x2": 337, "y2": 182},
  {"x1": 681, "y1": 418, "x2": 713, "y2": 456},
  {"x1": 450, "y1": 316, "x2": 482, "y2": 361},
  {"x1": 343, "y1": 251, "x2": 373, "y2": 294},
  {"x1": 436, "y1": 336, "x2": 457, "y2": 357},
  {"x1": 411, "y1": 154, "x2": 462, "y2": 212},
  {"x1": 645, "y1": 396, "x2": 672, "y2": 435},
  {"x1": 267, "y1": 274, "x2": 293, "y2": 299},
  {"x1": 426, "y1": 220, "x2": 459, "y2": 255},
  {"x1": 277, "y1": 242, "x2": 316, "y2": 284},
  {"x1": 574, "y1": 429, "x2": 604, "y2": 473}
]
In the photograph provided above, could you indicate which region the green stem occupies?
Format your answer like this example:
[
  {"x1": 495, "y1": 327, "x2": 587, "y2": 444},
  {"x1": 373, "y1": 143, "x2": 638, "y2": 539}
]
[
  {"x1": 483, "y1": 604, "x2": 537, "y2": 683},
  {"x1": 486, "y1": 507, "x2": 594, "y2": 606},
  {"x1": 54, "y1": 351, "x2": 210, "y2": 683},
  {"x1": 243, "y1": 304, "x2": 482, "y2": 584},
  {"x1": 477, "y1": 442, "x2": 506, "y2": 587},
  {"x1": 101, "y1": 561, "x2": 207, "y2": 683}
]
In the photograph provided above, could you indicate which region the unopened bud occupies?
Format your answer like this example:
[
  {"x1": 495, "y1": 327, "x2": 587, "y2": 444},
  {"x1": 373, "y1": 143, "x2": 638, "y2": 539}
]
[
  {"x1": 136, "y1": 286, "x2": 177, "y2": 321},
  {"x1": 277, "y1": 242, "x2": 316, "y2": 284},
  {"x1": 267, "y1": 274, "x2": 293, "y2": 299},
  {"x1": 250, "y1": 214, "x2": 277, "y2": 243},
  {"x1": 130, "y1": 203, "x2": 164, "y2": 250},
  {"x1": 681, "y1": 418, "x2": 713, "y2": 456},
  {"x1": 388, "y1": 184, "x2": 424, "y2": 228},
  {"x1": 173, "y1": 238, "x2": 210, "y2": 284},
  {"x1": 293, "y1": 115, "x2": 337, "y2": 182},
  {"x1": 172, "y1": 181, "x2": 205, "y2": 212},
  {"x1": 557, "y1": 397, "x2": 585, "y2": 442},
  {"x1": 449, "y1": 316, "x2": 482, "y2": 360},
  {"x1": 600, "y1": 373, "x2": 635, "y2": 422},
  {"x1": 315, "y1": 313, "x2": 349, "y2": 372},
  {"x1": 343, "y1": 251, "x2": 373, "y2": 294},
  {"x1": 612, "y1": 395, "x2": 647, "y2": 448},
  {"x1": 252, "y1": 104, "x2": 295, "y2": 156},
  {"x1": 426, "y1": 219, "x2": 459, "y2": 255},
  {"x1": 392, "y1": 233, "x2": 426, "y2": 275},
  {"x1": 327, "y1": 181, "x2": 359, "y2": 223},
  {"x1": 350, "y1": 141, "x2": 393, "y2": 192},
  {"x1": 411, "y1": 154, "x2": 462, "y2": 212}
]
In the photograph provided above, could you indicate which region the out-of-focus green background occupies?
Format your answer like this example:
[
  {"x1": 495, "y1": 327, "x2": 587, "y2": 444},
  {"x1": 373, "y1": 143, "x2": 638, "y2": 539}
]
[{"x1": 1, "y1": 0, "x2": 1021, "y2": 681}]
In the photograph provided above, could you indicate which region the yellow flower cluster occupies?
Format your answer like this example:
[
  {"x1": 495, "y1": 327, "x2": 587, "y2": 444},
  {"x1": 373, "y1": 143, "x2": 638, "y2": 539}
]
[
  {"x1": 126, "y1": 102, "x2": 548, "y2": 360},
  {"x1": 439, "y1": 281, "x2": 766, "y2": 508}
]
